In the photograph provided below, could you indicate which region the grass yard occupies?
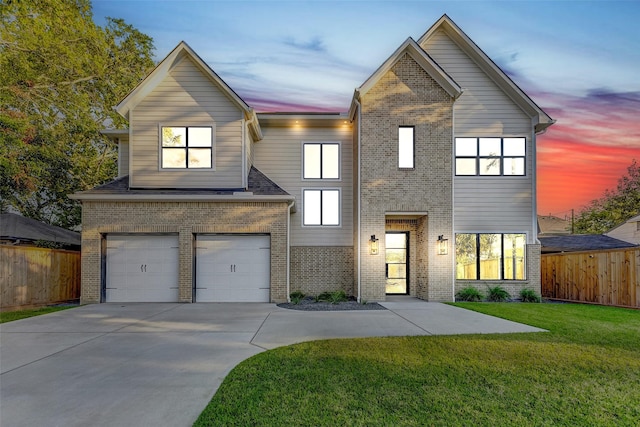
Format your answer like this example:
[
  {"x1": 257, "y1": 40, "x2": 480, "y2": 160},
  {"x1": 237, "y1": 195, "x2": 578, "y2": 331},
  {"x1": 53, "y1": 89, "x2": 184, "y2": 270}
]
[
  {"x1": 195, "y1": 303, "x2": 640, "y2": 426},
  {"x1": 0, "y1": 305, "x2": 76, "y2": 323}
]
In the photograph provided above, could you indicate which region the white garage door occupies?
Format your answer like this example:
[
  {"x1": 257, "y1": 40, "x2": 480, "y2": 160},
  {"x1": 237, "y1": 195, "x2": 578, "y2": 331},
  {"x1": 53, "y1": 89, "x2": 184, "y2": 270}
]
[
  {"x1": 195, "y1": 235, "x2": 270, "y2": 302},
  {"x1": 106, "y1": 235, "x2": 179, "y2": 302}
]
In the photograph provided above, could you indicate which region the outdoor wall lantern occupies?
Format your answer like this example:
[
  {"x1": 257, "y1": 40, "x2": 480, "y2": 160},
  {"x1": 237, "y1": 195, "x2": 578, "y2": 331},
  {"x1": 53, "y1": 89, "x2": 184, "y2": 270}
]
[
  {"x1": 369, "y1": 235, "x2": 379, "y2": 255},
  {"x1": 437, "y1": 235, "x2": 448, "y2": 255}
]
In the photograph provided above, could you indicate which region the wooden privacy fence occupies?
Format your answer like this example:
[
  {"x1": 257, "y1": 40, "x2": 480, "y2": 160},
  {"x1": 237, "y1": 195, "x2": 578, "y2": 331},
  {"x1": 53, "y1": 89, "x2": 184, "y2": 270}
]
[
  {"x1": 0, "y1": 245, "x2": 81, "y2": 310},
  {"x1": 541, "y1": 248, "x2": 640, "y2": 309}
]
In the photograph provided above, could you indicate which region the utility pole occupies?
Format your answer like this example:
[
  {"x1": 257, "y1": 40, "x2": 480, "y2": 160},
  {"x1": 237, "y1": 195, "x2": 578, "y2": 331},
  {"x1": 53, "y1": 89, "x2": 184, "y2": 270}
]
[{"x1": 571, "y1": 209, "x2": 574, "y2": 234}]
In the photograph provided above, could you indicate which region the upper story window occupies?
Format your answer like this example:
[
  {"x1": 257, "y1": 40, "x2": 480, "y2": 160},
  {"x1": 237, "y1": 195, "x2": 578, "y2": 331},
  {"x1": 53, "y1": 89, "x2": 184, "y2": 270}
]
[
  {"x1": 398, "y1": 126, "x2": 415, "y2": 169},
  {"x1": 303, "y1": 142, "x2": 340, "y2": 179},
  {"x1": 303, "y1": 189, "x2": 340, "y2": 226},
  {"x1": 161, "y1": 126, "x2": 213, "y2": 169},
  {"x1": 455, "y1": 137, "x2": 525, "y2": 176}
]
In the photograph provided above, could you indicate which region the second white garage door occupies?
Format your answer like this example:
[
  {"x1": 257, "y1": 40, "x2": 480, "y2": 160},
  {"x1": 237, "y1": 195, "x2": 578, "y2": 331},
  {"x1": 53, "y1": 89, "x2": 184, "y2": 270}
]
[{"x1": 195, "y1": 234, "x2": 271, "y2": 302}]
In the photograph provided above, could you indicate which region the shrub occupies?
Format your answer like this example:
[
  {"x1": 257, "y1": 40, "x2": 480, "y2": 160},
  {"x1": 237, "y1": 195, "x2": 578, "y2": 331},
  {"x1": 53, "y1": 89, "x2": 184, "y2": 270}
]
[
  {"x1": 316, "y1": 291, "x2": 333, "y2": 302},
  {"x1": 486, "y1": 286, "x2": 510, "y2": 302},
  {"x1": 289, "y1": 291, "x2": 305, "y2": 304},
  {"x1": 328, "y1": 290, "x2": 348, "y2": 304},
  {"x1": 520, "y1": 288, "x2": 541, "y2": 303},
  {"x1": 455, "y1": 287, "x2": 483, "y2": 302}
]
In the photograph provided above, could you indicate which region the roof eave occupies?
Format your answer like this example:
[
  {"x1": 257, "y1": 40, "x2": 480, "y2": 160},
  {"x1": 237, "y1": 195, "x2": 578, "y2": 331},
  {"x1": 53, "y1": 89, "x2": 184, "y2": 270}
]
[
  {"x1": 419, "y1": 15, "x2": 554, "y2": 131},
  {"x1": 356, "y1": 37, "x2": 462, "y2": 101}
]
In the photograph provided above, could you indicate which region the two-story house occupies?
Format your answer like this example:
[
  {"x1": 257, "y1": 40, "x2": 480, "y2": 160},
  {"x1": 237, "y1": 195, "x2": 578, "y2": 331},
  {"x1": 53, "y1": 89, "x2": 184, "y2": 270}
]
[{"x1": 72, "y1": 15, "x2": 554, "y2": 304}]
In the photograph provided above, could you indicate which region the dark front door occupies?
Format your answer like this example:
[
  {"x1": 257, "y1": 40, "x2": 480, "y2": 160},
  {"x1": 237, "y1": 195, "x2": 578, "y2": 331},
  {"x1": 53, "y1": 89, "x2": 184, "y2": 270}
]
[{"x1": 385, "y1": 232, "x2": 409, "y2": 295}]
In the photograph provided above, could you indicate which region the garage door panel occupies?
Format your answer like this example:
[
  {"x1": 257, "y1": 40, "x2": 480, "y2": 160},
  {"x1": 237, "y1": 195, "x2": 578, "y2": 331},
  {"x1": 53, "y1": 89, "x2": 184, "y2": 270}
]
[
  {"x1": 195, "y1": 235, "x2": 270, "y2": 302},
  {"x1": 106, "y1": 235, "x2": 179, "y2": 303}
]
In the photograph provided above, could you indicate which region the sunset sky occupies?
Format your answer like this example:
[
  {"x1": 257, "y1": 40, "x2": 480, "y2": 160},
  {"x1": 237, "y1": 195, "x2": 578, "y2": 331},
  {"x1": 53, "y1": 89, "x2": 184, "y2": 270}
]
[{"x1": 93, "y1": 0, "x2": 640, "y2": 216}]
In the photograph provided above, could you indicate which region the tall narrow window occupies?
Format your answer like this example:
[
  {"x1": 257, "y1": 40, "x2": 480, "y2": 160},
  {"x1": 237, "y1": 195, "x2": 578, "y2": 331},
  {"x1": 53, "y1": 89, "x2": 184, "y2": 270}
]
[
  {"x1": 303, "y1": 143, "x2": 340, "y2": 179},
  {"x1": 161, "y1": 126, "x2": 213, "y2": 169},
  {"x1": 303, "y1": 189, "x2": 340, "y2": 226},
  {"x1": 398, "y1": 126, "x2": 414, "y2": 169}
]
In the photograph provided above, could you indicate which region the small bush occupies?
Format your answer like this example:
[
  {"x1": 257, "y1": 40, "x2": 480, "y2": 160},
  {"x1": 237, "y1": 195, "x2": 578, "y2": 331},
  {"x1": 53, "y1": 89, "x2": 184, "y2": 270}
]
[
  {"x1": 316, "y1": 291, "x2": 333, "y2": 302},
  {"x1": 328, "y1": 290, "x2": 348, "y2": 304},
  {"x1": 486, "y1": 286, "x2": 510, "y2": 302},
  {"x1": 455, "y1": 287, "x2": 484, "y2": 302},
  {"x1": 520, "y1": 288, "x2": 541, "y2": 303},
  {"x1": 290, "y1": 291, "x2": 305, "y2": 304}
]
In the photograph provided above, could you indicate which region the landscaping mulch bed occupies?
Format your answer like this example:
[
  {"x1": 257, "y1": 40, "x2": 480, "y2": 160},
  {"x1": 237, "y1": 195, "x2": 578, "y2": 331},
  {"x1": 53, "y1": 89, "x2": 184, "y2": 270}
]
[{"x1": 277, "y1": 297, "x2": 386, "y2": 311}]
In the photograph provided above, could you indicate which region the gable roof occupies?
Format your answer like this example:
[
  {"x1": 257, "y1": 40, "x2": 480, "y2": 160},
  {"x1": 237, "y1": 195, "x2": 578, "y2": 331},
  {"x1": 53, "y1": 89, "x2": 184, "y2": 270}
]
[
  {"x1": 349, "y1": 37, "x2": 462, "y2": 119},
  {"x1": 0, "y1": 213, "x2": 80, "y2": 246},
  {"x1": 607, "y1": 214, "x2": 640, "y2": 233},
  {"x1": 115, "y1": 41, "x2": 262, "y2": 140},
  {"x1": 539, "y1": 234, "x2": 637, "y2": 253},
  {"x1": 418, "y1": 15, "x2": 554, "y2": 133}
]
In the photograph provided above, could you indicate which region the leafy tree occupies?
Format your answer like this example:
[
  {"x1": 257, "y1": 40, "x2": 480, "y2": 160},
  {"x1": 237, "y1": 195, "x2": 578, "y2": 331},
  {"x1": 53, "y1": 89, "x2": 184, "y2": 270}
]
[
  {"x1": 0, "y1": 0, "x2": 154, "y2": 228},
  {"x1": 574, "y1": 159, "x2": 640, "y2": 234}
]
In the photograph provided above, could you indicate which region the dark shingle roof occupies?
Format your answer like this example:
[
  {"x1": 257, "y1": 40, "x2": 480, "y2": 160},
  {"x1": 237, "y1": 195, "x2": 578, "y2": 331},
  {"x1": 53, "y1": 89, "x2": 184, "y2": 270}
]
[
  {"x1": 539, "y1": 234, "x2": 637, "y2": 253},
  {"x1": 0, "y1": 213, "x2": 81, "y2": 246},
  {"x1": 80, "y1": 166, "x2": 289, "y2": 197}
]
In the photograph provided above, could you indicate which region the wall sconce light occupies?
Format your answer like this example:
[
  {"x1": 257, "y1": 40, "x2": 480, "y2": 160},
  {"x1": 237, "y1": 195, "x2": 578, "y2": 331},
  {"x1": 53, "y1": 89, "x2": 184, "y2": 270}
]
[
  {"x1": 437, "y1": 235, "x2": 448, "y2": 255},
  {"x1": 369, "y1": 235, "x2": 379, "y2": 255}
]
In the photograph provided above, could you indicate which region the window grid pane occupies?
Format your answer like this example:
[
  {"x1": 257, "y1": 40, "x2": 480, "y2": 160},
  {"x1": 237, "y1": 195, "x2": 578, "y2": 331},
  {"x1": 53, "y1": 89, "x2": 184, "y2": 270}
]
[
  {"x1": 322, "y1": 144, "x2": 340, "y2": 179},
  {"x1": 161, "y1": 126, "x2": 212, "y2": 169},
  {"x1": 321, "y1": 190, "x2": 340, "y2": 225},
  {"x1": 303, "y1": 190, "x2": 321, "y2": 225},
  {"x1": 304, "y1": 144, "x2": 322, "y2": 179},
  {"x1": 455, "y1": 137, "x2": 525, "y2": 176},
  {"x1": 456, "y1": 234, "x2": 477, "y2": 280}
]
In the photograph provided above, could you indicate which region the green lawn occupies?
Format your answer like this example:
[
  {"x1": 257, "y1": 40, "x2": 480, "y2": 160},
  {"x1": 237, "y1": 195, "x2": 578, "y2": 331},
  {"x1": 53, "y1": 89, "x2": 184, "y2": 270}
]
[
  {"x1": 0, "y1": 305, "x2": 76, "y2": 323},
  {"x1": 195, "y1": 303, "x2": 640, "y2": 426}
]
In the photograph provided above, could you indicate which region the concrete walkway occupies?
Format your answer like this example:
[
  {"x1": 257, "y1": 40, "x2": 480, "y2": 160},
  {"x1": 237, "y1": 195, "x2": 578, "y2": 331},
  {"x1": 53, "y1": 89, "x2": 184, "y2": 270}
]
[{"x1": 0, "y1": 300, "x2": 544, "y2": 427}]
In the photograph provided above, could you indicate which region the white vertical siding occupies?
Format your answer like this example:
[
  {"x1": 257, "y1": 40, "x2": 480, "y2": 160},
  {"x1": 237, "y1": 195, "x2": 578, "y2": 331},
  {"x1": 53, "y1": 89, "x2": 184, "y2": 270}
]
[
  {"x1": 130, "y1": 56, "x2": 243, "y2": 188},
  {"x1": 253, "y1": 125, "x2": 353, "y2": 246},
  {"x1": 422, "y1": 29, "x2": 535, "y2": 236},
  {"x1": 117, "y1": 137, "x2": 129, "y2": 178}
]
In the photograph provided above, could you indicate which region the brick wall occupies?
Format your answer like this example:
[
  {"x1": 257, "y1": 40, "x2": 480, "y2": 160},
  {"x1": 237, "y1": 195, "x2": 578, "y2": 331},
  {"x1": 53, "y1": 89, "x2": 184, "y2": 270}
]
[
  {"x1": 290, "y1": 246, "x2": 354, "y2": 296},
  {"x1": 358, "y1": 53, "x2": 455, "y2": 302},
  {"x1": 80, "y1": 200, "x2": 289, "y2": 304}
]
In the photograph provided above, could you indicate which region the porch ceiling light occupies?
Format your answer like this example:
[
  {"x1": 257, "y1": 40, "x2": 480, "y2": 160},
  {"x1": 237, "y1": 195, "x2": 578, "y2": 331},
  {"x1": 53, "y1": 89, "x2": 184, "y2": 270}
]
[
  {"x1": 437, "y1": 235, "x2": 448, "y2": 255},
  {"x1": 369, "y1": 235, "x2": 379, "y2": 255}
]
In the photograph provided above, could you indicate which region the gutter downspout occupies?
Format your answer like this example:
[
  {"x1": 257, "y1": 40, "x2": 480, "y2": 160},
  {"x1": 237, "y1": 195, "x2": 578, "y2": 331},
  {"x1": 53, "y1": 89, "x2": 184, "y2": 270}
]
[
  {"x1": 241, "y1": 117, "x2": 246, "y2": 188},
  {"x1": 532, "y1": 118, "x2": 539, "y2": 245},
  {"x1": 286, "y1": 200, "x2": 295, "y2": 302},
  {"x1": 354, "y1": 96, "x2": 362, "y2": 303}
]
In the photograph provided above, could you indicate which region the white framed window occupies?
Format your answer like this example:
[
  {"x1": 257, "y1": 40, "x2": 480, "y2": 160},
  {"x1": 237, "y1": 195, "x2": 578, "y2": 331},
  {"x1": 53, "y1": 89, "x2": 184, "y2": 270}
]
[
  {"x1": 455, "y1": 137, "x2": 525, "y2": 176},
  {"x1": 303, "y1": 142, "x2": 340, "y2": 179},
  {"x1": 455, "y1": 233, "x2": 526, "y2": 280},
  {"x1": 303, "y1": 189, "x2": 340, "y2": 226},
  {"x1": 398, "y1": 126, "x2": 414, "y2": 169},
  {"x1": 161, "y1": 126, "x2": 213, "y2": 169}
]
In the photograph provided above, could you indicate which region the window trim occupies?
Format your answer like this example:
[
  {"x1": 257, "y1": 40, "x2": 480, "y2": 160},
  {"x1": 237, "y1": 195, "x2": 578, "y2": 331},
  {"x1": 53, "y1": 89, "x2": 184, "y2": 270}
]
[
  {"x1": 398, "y1": 126, "x2": 415, "y2": 169},
  {"x1": 302, "y1": 188, "x2": 341, "y2": 227},
  {"x1": 455, "y1": 137, "x2": 526, "y2": 176},
  {"x1": 455, "y1": 232, "x2": 527, "y2": 281},
  {"x1": 159, "y1": 124, "x2": 215, "y2": 171},
  {"x1": 301, "y1": 141, "x2": 341, "y2": 181}
]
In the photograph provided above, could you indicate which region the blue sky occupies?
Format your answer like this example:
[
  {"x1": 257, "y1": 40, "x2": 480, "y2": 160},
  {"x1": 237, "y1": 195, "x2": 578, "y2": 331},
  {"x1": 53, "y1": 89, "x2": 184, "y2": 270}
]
[{"x1": 92, "y1": 0, "x2": 640, "y2": 214}]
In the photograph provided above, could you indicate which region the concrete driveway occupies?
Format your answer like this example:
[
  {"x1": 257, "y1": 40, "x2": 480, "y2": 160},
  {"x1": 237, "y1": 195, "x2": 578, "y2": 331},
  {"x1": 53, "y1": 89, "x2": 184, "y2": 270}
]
[{"x1": 0, "y1": 300, "x2": 543, "y2": 427}]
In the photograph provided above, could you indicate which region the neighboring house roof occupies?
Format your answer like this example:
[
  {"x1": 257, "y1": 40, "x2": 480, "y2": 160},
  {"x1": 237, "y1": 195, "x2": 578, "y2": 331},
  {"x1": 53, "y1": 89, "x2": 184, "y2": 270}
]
[
  {"x1": 539, "y1": 234, "x2": 637, "y2": 253},
  {"x1": 115, "y1": 41, "x2": 262, "y2": 141},
  {"x1": 417, "y1": 14, "x2": 554, "y2": 134},
  {"x1": 0, "y1": 213, "x2": 81, "y2": 246},
  {"x1": 71, "y1": 167, "x2": 293, "y2": 201},
  {"x1": 350, "y1": 37, "x2": 463, "y2": 119},
  {"x1": 537, "y1": 215, "x2": 571, "y2": 235},
  {"x1": 607, "y1": 214, "x2": 640, "y2": 234}
]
